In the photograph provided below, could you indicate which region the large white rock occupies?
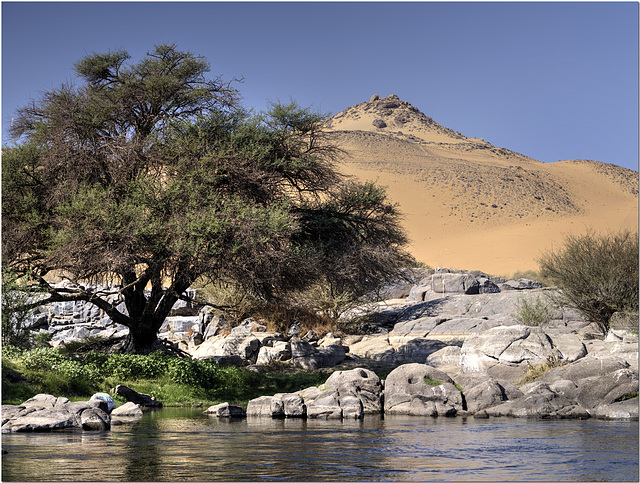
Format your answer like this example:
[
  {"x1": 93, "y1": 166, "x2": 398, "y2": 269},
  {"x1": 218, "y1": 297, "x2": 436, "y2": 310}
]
[
  {"x1": 111, "y1": 402, "x2": 143, "y2": 418},
  {"x1": 323, "y1": 368, "x2": 383, "y2": 414},
  {"x1": 383, "y1": 363, "x2": 463, "y2": 416},
  {"x1": 246, "y1": 396, "x2": 284, "y2": 418},
  {"x1": 256, "y1": 341, "x2": 291, "y2": 365},
  {"x1": 203, "y1": 402, "x2": 245, "y2": 418},
  {"x1": 460, "y1": 325, "x2": 561, "y2": 374},
  {"x1": 348, "y1": 336, "x2": 395, "y2": 363}
]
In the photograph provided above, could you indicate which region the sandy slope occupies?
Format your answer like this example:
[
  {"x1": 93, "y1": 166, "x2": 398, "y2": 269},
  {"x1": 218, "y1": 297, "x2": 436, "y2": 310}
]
[{"x1": 326, "y1": 95, "x2": 638, "y2": 277}]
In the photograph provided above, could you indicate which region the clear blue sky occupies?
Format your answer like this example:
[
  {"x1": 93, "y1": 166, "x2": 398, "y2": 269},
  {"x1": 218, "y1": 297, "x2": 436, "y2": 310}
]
[{"x1": 2, "y1": 1, "x2": 638, "y2": 170}]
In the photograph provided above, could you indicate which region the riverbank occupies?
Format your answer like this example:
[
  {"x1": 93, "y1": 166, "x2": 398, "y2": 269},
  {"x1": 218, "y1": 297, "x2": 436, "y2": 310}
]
[
  {"x1": 1, "y1": 348, "x2": 332, "y2": 408},
  {"x1": 4, "y1": 267, "x2": 638, "y2": 424}
]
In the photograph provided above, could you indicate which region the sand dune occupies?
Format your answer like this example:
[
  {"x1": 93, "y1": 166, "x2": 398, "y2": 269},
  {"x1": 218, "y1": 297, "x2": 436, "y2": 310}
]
[{"x1": 326, "y1": 94, "x2": 638, "y2": 277}]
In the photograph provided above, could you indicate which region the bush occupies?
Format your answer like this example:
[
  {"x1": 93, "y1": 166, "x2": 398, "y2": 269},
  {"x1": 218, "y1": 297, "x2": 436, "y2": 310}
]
[
  {"x1": 101, "y1": 352, "x2": 171, "y2": 380},
  {"x1": 511, "y1": 269, "x2": 542, "y2": 282},
  {"x1": 19, "y1": 347, "x2": 68, "y2": 371},
  {"x1": 539, "y1": 230, "x2": 638, "y2": 332},
  {"x1": 2, "y1": 345, "x2": 333, "y2": 406},
  {"x1": 167, "y1": 358, "x2": 222, "y2": 389},
  {"x1": 516, "y1": 294, "x2": 553, "y2": 326},
  {"x1": 518, "y1": 355, "x2": 565, "y2": 386},
  {"x1": 19, "y1": 347, "x2": 101, "y2": 381}
]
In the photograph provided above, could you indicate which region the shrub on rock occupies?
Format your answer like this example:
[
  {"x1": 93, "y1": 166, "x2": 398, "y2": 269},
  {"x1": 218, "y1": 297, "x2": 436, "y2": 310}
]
[{"x1": 539, "y1": 230, "x2": 638, "y2": 332}]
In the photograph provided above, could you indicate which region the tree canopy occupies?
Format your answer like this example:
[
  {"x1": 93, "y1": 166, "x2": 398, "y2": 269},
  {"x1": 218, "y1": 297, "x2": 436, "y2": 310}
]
[{"x1": 3, "y1": 44, "x2": 410, "y2": 353}]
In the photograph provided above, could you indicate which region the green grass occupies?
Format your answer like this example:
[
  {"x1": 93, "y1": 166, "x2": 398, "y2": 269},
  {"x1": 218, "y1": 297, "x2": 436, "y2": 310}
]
[
  {"x1": 1, "y1": 347, "x2": 330, "y2": 407},
  {"x1": 424, "y1": 376, "x2": 443, "y2": 386},
  {"x1": 423, "y1": 375, "x2": 463, "y2": 393}
]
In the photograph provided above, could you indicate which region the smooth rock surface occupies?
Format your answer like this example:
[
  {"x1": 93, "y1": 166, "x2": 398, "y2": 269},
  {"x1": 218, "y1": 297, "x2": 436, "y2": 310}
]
[{"x1": 384, "y1": 363, "x2": 463, "y2": 416}]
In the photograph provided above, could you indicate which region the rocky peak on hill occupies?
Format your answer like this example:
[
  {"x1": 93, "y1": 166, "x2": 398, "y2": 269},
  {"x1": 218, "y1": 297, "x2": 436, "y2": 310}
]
[
  {"x1": 328, "y1": 94, "x2": 467, "y2": 144},
  {"x1": 333, "y1": 94, "x2": 465, "y2": 139},
  {"x1": 326, "y1": 94, "x2": 535, "y2": 161}
]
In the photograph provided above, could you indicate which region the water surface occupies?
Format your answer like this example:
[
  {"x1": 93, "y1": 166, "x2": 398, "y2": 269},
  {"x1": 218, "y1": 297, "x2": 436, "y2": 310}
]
[{"x1": 2, "y1": 408, "x2": 638, "y2": 481}]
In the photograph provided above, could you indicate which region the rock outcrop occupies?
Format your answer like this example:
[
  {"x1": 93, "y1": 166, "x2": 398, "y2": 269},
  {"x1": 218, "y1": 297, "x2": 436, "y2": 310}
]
[
  {"x1": 246, "y1": 396, "x2": 285, "y2": 418},
  {"x1": 203, "y1": 402, "x2": 246, "y2": 418},
  {"x1": 2, "y1": 394, "x2": 111, "y2": 432},
  {"x1": 14, "y1": 268, "x2": 639, "y2": 423},
  {"x1": 478, "y1": 382, "x2": 591, "y2": 419},
  {"x1": 383, "y1": 363, "x2": 463, "y2": 416},
  {"x1": 111, "y1": 385, "x2": 162, "y2": 408},
  {"x1": 111, "y1": 402, "x2": 144, "y2": 419},
  {"x1": 247, "y1": 368, "x2": 384, "y2": 420}
]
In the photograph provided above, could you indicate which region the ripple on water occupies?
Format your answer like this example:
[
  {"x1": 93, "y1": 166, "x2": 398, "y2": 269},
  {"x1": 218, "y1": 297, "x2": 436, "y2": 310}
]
[{"x1": 1, "y1": 411, "x2": 638, "y2": 481}]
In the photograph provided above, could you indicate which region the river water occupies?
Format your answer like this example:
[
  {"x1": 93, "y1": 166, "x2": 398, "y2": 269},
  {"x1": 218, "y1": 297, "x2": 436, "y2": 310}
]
[{"x1": 2, "y1": 407, "x2": 638, "y2": 481}]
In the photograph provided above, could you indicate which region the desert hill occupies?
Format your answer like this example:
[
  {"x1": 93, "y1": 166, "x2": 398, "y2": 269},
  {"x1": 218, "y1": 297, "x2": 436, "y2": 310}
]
[{"x1": 325, "y1": 94, "x2": 639, "y2": 276}]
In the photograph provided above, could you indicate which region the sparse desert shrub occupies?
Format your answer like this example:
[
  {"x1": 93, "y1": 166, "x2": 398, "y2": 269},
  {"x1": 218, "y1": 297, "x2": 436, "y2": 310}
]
[
  {"x1": 411, "y1": 260, "x2": 433, "y2": 270},
  {"x1": 193, "y1": 279, "x2": 264, "y2": 323},
  {"x1": 518, "y1": 355, "x2": 566, "y2": 386},
  {"x1": 538, "y1": 230, "x2": 638, "y2": 332},
  {"x1": 194, "y1": 279, "x2": 328, "y2": 336},
  {"x1": 511, "y1": 269, "x2": 545, "y2": 284},
  {"x1": 304, "y1": 281, "x2": 362, "y2": 321},
  {"x1": 516, "y1": 294, "x2": 553, "y2": 326}
]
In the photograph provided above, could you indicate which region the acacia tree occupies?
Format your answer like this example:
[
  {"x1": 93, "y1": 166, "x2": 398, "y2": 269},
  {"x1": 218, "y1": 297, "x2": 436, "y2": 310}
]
[{"x1": 3, "y1": 44, "x2": 410, "y2": 353}]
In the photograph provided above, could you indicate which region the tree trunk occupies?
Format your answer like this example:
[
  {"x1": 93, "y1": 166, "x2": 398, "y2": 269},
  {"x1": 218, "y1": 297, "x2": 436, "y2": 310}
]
[
  {"x1": 119, "y1": 286, "x2": 185, "y2": 354},
  {"x1": 121, "y1": 323, "x2": 161, "y2": 354}
]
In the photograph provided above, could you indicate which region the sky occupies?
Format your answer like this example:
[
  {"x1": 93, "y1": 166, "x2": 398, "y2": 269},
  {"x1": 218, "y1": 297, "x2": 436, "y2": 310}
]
[{"x1": 2, "y1": 1, "x2": 638, "y2": 171}]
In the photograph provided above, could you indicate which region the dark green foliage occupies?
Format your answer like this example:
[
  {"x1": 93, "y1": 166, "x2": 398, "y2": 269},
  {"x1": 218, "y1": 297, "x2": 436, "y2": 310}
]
[
  {"x1": 1, "y1": 347, "x2": 329, "y2": 405},
  {"x1": 539, "y1": 230, "x2": 638, "y2": 331},
  {"x1": 2, "y1": 358, "x2": 39, "y2": 404},
  {"x1": 2, "y1": 347, "x2": 99, "y2": 399},
  {"x1": 3, "y1": 44, "x2": 409, "y2": 353},
  {"x1": 167, "y1": 358, "x2": 220, "y2": 389}
]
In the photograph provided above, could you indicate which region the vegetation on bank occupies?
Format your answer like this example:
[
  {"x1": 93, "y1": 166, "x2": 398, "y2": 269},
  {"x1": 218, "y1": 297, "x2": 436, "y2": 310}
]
[
  {"x1": 517, "y1": 355, "x2": 566, "y2": 386},
  {"x1": 539, "y1": 229, "x2": 638, "y2": 332},
  {"x1": 1, "y1": 345, "x2": 328, "y2": 407}
]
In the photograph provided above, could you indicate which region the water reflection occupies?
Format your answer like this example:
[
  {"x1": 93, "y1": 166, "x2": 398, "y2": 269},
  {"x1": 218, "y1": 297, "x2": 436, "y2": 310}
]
[{"x1": 2, "y1": 409, "x2": 638, "y2": 481}]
